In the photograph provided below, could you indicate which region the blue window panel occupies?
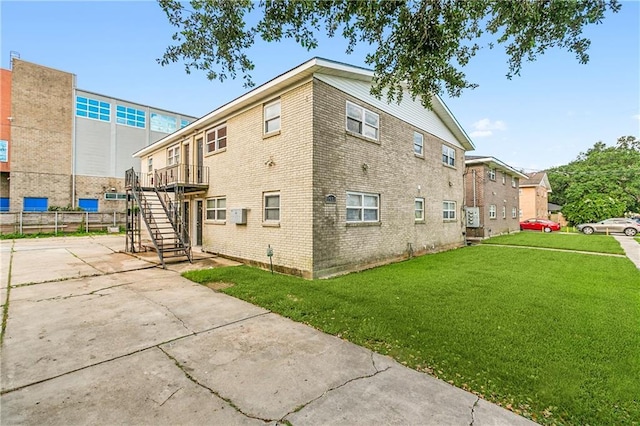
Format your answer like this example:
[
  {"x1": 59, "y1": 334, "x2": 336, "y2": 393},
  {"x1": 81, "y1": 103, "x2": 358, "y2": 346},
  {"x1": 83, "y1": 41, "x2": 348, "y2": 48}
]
[
  {"x1": 117, "y1": 117, "x2": 126, "y2": 124},
  {"x1": 78, "y1": 198, "x2": 98, "y2": 212},
  {"x1": 180, "y1": 119, "x2": 189, "y2": 128},
  {"x1": 126, "y1": 113, "x2": 134, "y2": 120},
  {"x1": 116, "y1": 105, "x2": 125, "y2": 112},
  {"x1": 77, "y1": 103, "x2": 88, "y2": 111},
  {"x1": 77, "y1": 96, "x2": 87, "y2": 104},
  {"x1": 88, "y1": 112, "x2": 99, "y2": 119},
  {"x1": 88, "y1": 99, "x2": 99, "y2": 106},
  {"x1": 127, "y1": 119, "x2": 135, "y2": 126},
  {"x1": 136, "y1": 122, "x2": 145, "y2": 128},
  {"x1": 0, "y1": 198, "x2": 9, "y2": 212},
  {"x1": 77, "y1": 110, "x2": 88, "y2": 117},
  {"x1": 23, "y1": 197, "x2": 48, "y2": 212},
  {"x1": 99, "y1": 101, "x2": 109, "y2": 108},
  {"x1": 136, "y1": 110, "x2": 145, "y2": 117},
  {"x1": 127, "y1": 107, "x2": 135, "y2": 114},
  {"x1": 88, "y1": 105, "x2": 99, "y2": 113},
  {"x1": 116, "y1": 111, "x2": 126, "y2": 119},
  {"x1": 99, "y1": 114, "x2": 110, "y2": 121}
]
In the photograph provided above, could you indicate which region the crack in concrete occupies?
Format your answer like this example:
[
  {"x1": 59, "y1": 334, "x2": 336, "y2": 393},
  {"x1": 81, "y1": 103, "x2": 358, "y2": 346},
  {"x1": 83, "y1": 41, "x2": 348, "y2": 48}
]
[
  {"x1": 469, "y1": 396, "x2": 480, "y2": 426},
  {"x1": 10, "y1": 264, "x2": 160, "y2": 288},
  {"x1": 133, "y1": 291, "x2": 194, "y2": 334},
  {"x1": 67, "y1": 248, "x2": 107, "y2": 274},
  {"x1": 0, "y1": 240, "x2": 15, "y2": 346},
  {"x1": 32, "y1": 282, "x2": 136, "y2": 302},
  {"x1": 157, "y1": 346, "x2": 272, "y2": 424},
  {"x1": 282, "y1": 350, "x2": 392, "y2": 422},
  {"x1": 157, "y1": 386, "x2": 183, "y2": 407}
]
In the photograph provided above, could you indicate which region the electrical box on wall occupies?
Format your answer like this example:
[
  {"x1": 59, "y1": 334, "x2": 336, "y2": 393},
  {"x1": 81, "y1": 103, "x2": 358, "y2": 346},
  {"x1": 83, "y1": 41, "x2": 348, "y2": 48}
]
[
  {"x1": 466, "y1": 207, "x2": 480, "y2": 228},
  {"x1": 230, "y1": 208, "x2": 247, "y2": 224}
]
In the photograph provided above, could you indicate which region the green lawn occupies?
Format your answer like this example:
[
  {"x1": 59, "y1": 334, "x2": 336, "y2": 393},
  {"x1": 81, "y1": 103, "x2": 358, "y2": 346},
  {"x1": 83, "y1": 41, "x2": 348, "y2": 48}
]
[
  {"x1": 483, "y1": 232, "x2": 625, "y2": 254},
  {"x1": 184, "y1": 245, "x2": 640, "y2": 425}
]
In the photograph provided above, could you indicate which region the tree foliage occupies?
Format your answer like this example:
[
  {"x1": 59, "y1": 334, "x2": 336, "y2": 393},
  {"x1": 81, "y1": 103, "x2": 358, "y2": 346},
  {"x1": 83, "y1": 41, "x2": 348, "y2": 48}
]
[
  {"x1": 548, "y1": 136, "x2": 640, "y2": 224},
  {"x1": 157, "y1": 0, "x2": 620, "y2": 108}
]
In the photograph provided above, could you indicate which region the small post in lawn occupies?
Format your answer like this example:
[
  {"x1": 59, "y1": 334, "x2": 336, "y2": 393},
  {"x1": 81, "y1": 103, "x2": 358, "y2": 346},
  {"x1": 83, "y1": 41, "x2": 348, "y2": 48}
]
[{"x1": 267, "y1": 244, "x2": 274, "y2": 274}]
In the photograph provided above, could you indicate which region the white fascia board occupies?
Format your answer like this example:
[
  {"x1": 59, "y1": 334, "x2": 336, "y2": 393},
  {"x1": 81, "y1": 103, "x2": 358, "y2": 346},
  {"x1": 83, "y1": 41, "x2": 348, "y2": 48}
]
[
  {"x1": 431, "y1": 95, "x2": 475, "y2": 151},
  {"x1": 465, "y1": 157, "x2": 527, "y2": 179}
]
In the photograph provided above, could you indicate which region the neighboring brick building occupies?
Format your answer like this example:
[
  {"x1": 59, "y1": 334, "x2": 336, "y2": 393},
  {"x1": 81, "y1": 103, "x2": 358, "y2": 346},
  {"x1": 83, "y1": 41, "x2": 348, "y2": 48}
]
[
  {"x1": 519, "y1": 171, "x2": 552, "y2": 220},
  {"x1": 464, "y1": 156, "x2": 527, "y2": 239},
  {"x1": 0, "y1": 68, "x2": 12, "y2": 211},
  {"x1": 134, "y1": 58, "x2": 475, "y2": 278},
  {"x1": 2, "y1": 59, "x2": 196, "y2": 212}
]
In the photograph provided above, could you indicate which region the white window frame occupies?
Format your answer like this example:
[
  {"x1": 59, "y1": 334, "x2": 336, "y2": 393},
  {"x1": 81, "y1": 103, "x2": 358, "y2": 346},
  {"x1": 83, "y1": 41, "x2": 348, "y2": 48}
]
[
  {"x1": 415, "y1": 198, "x2": 425, "y2": 221},
  {"x1": 263, "y1": 192, "x2": 280, "y2": 222},
  {"x1": 442, "y1": 145, "x2": 455, "y2": 167},
  {"x1": 206, "y1": 197, "x2": 226, "y2": 221},
  {"x1": 512, "y1": 176, "x2": 517, "y2": 188},
  {"x1": 346, "y1": 191, "x2": 379, "y2": 223},
  {"x1": 264, "y1": 99, "x2": 281, "y2": 134},
  {"x1": 502, "y1": 206, "x2": 506, "y2": 219},
  {"x1": 206, "y1": 124, "x2": 227, "y2": 153},
  {"x1": 489, "y1": 204, "x2": 497, "y2": 219},
  {"x1": 147, "y1": 157, "x2": 153, "y2": 173},
  {"x1": 488, "y1": 168, "x2": 496, "y2": 181},
  {"x1": 167, "y1": 145, "x2": 180, "y2": 166},
  {"x1": 413, "y1": 132, "x2": 424, "y2": 156},
  {"x1": 443, "y1": 201, "x2": 456, "y2": 221},
  {"x1": 346, "y1": 101, "x2": 379, "y2": 140},
  {"x1": 512, "y1": 207, "x2": 517, "y2": 218},
  {"x1": 502, "y1": 172, "x2": 506, "y2": 184}
]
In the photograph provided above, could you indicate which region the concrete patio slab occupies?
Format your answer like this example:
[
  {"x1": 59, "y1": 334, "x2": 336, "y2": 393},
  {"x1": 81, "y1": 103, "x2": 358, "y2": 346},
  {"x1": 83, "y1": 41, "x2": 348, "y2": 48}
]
[{"x1": 0, "y1": 348, "x2": 264, "y2": 426}]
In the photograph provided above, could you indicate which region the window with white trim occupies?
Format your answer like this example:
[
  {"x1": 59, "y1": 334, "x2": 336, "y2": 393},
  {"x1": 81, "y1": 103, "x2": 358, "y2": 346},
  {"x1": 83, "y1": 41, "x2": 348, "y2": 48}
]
[
  {"x1": 167, "y1": 146, "x2": 180, "y2": 166},
  {"x1": 147, "y1": 157, "x2": 153, "y2": 173},
  {"x1": 346, "y1": 191, "x2": 379, "y2": 222},
  {"x1": 104, "y1": 193, "x2": 127, "y2": 200},
  {"x1": 488, "y1": 168, "x2": 496, "y2": 181},
  {"x1": 443, "y1": 201, "x2": 456, "y2": 220},
  {"x1": 413, "y1": 132, "x2": 424, "y2": 155},
  {"x1": 206, "y1": 197, "x2": 226, "y2": 221},
  {"x1": 206, "y1": 125, "x2": 227, "y2": 153},
  {"x1": 512, "y1": 176, "x2": 517, "y2": 188},
  {"x1": 442, "y1": 145, "x2": 455, "y2": 167},
  {"x1": 346, "y1": 101, "x2": 379, "y2": 140},
  {"x1": 415, "y1": 198, "x2": 425, "y2": 221},
  {"x1": 264, "y1": 192, "x2": 280, "y2": 222},
  {"x1": 264, "y1": 100, "x2": 281, "y2": 134},
  {"x1": 502, "y1": 206, "x2": 506, "y2": 219},
  {"x1": 502, "y1": 172, "x2": 506, "y2": 184},
  {"x1": 489, "y1": 204, "x2": 497, "y2": 219},
  {"x1": 512, "y1": 207, "x2": 517, "y2": 218}
]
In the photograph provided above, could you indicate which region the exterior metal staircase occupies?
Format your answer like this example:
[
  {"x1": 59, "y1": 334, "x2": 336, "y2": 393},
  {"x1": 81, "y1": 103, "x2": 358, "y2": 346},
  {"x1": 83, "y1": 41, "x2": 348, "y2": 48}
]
[{"x1": 125, "y1": 168, "x2": 192, "y2": 268}]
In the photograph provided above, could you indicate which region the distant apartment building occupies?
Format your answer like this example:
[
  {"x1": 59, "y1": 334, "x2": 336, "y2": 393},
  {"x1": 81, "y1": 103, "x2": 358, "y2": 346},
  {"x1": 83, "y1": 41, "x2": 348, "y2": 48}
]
[
  {"x1": 0, "y1": 59, "x2": 196, "y2": 212},
  {"x1": 464, "y1": 156, "x2": 527, "y2": 238},
  {"x1": 519, "y1": 171, "x2": 552, "y2": 220}
]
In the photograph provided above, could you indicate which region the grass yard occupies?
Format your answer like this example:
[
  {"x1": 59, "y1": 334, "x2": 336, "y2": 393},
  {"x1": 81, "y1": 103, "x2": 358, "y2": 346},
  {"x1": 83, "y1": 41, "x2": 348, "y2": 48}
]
[
  {"x1": 483, "y1": 232, "x2": 625, "y2": 254},
  {"x1": 184, "y1": 244, "x2": 640, "y2": 425}
]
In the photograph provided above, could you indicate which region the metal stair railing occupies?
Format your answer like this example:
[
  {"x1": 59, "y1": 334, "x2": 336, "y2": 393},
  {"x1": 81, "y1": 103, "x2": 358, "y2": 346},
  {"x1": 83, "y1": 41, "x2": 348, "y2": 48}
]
[{"x1": 154, "y1": 169, "x2": 192, "y2": 263}]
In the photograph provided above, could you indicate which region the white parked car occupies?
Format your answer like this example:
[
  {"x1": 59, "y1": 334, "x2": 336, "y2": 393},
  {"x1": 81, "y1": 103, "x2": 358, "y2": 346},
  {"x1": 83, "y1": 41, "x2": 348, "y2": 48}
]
[{"x1": 576, "y1": 218, "x2": 640, "y2": 236}]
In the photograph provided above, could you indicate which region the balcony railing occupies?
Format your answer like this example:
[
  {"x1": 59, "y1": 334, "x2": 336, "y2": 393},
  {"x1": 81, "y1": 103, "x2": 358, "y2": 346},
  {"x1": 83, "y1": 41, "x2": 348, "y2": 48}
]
[{"x1": 155, "y1": 164, "x2": 209, "y2": 188}]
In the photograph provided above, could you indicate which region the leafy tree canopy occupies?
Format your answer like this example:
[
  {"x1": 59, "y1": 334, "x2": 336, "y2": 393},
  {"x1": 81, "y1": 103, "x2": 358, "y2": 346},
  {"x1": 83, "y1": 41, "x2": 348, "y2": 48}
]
[
  {"x1": 158, "y1": 0, "x2": 620, "y2": 108},
  {"x1": 548, "y1": 136, "x2": 640, "y2": 224}
]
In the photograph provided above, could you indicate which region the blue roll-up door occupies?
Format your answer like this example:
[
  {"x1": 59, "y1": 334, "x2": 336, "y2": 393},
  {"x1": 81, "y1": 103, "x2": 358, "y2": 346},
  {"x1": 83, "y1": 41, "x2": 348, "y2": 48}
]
[
  {"x1": 23, "y1": 197, "x2": 48, "y2": 212},
  {"x1": 0, "y1": 198, "x2": 9, "y2": 212},
  {"x1": 78, "y1": 198, "x2": 99, "y2": 212}
]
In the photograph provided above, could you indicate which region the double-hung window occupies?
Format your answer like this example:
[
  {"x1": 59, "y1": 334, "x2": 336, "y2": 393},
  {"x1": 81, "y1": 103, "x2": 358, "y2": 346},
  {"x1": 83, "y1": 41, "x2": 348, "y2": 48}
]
[
  {"x1": 346, "y1": 101, "x2": 379, "y2": 140},
  {"x1": 346, "y1": 192, "x2": 379, "y2": 223},
  {"x1": 167, "y1": 146, "x2": 180, "y2": 166},
  {"x1": 147, "y1": 157, "x2": 153, "y2": 172},
  {"x1": 488, "y1": 168, "x2": 496, "y2": 181},
  {"x1": 264, "y1": 192, "x2": 280, "y2": 222},
  {"x1": 206, "y1": 197, "x2": 226, "y2": 221},
  {"x1": 512, "y1": 176, "x2": 517, "y2": 188},
  {"x1": 489, "y1": 204, "x2": 497, "y2": 219},
  {"x1": 206, "y1": 125, "x2": 227, "y2": 153},
  {"x1": 264, "y1": 100, "x2": 281, "y2": 134},
  {"x1": 443, "y1": 201, "x2": 456, "y2": 220},
  {"x1": 442, "y1": 145, "x2": 455, "y2": 167},
  {"x1": 502, "y1": 206, "x2": 506, "y2": 219},
  {"x1": 413, "y1": 132, "x2": 424, "y2": 155},
  {"x1": 512, "y1": 207, "x2": 517, "y2": 218},
  {"x1": 415, "y1": 198, "x2": 425, "y2": 221}
]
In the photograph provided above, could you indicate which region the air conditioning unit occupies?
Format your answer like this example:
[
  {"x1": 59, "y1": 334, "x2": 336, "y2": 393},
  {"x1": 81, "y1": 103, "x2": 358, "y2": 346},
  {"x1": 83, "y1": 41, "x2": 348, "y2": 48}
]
[{"x1": 230, "y1": 208, "x2": 247, "y2": 225}]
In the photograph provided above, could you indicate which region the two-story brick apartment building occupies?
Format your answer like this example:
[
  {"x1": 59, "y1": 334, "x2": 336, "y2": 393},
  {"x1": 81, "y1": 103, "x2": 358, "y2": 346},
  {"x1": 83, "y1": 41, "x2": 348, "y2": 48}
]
[
  {"x1": 134, "y1": 58, "x2": 475, "y2": 278},
  {"x1": 1, "y1": 59, "x2": 196, "y2": 212},
  {"x1": 519, "y1": 171, "x2": 552, "y2": 220},
  {"x1": 464, "y1": 156, "x2": 527, "y2": 239}
]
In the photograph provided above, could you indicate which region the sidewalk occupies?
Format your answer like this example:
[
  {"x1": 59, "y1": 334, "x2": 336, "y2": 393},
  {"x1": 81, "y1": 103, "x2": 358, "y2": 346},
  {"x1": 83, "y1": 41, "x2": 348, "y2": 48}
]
[
  {"x1": 1, "y1": 235, "x2": 536, "y2": 425},
  {"x1": 613, "y1": 235, "x2": 640, "y2": 269}
]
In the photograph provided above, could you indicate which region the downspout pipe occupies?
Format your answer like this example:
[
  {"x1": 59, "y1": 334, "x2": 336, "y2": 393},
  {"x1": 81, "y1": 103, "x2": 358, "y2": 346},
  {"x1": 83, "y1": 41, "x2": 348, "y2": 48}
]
[{"x1": 71, "y1": 75, "x2": 77, "y2": 208}]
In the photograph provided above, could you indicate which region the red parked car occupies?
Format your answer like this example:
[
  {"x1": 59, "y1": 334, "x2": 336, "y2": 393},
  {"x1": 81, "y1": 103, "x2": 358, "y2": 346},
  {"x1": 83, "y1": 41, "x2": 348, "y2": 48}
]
[{"x1": 519, "y1": 218, "x2": 561, "y2": 233}]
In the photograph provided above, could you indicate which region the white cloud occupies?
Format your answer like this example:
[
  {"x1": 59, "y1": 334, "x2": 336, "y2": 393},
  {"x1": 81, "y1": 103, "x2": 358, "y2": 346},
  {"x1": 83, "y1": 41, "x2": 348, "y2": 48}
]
[
  {"x1": 469, "y1": 118, "x2": 507, "y2": 138},
  {"x1": 633, "y1": 114, "x2": 640, "y2": 121}
]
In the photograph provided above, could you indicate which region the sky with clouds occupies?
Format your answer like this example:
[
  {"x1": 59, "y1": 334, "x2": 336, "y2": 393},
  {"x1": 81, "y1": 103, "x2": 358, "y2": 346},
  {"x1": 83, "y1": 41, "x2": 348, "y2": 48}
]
[{"x1": 2, "y1": 1, "x2": 638, "y2": 172}]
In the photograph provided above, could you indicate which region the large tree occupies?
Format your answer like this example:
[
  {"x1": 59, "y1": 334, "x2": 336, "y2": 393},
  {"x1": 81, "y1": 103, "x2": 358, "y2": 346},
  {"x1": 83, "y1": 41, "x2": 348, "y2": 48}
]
[
  {"x1": 548, "y1": 136, "x2": 640, "y2": 224},
  {"x1": 158, "y1": 0, "x2": 620, "y2": 108}
]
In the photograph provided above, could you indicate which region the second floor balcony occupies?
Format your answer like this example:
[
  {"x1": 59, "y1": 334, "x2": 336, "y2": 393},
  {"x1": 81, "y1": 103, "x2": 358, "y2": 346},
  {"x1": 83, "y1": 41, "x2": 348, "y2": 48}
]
[{"x1": 130, "y1": 164, "x2": 209, "y2": 193}]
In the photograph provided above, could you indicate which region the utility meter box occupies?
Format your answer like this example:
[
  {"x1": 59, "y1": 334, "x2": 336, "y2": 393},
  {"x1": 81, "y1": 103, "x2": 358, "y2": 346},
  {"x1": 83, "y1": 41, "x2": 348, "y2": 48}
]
[
  {"x1": 230, "y1": 208, "x2": 247, "y2": 225},
  {"x1": 466, "y1": 207, "x2": 480, "y2": 228}
]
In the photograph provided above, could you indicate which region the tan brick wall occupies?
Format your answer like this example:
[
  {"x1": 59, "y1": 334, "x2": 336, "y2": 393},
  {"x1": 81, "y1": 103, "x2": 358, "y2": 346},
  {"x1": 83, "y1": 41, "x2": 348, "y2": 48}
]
[
  {"x1": 10, "y1": 60, "x2": 73, "y2": 211},
  {"x1": 196, "y1": 80, "x2": 315, "y2": 277},
  {"x1": 465, "y1": 164, "x2": 520, "y2": 238},
  {"x1": 75, "y1": 175, "x2": 126, "y2": 212},
  {"x1": 519, "y1": 186, "x2": 548, "y2": 220},
  {"x1": 311, "y1": 79, "x2": 465, "y2": 277}
]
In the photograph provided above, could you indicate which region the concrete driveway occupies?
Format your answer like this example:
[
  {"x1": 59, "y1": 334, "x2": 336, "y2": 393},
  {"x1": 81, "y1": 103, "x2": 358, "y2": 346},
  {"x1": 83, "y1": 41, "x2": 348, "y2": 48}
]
[{"x1": 0, "y1": 235, "x2": 536, "y2": 425}]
